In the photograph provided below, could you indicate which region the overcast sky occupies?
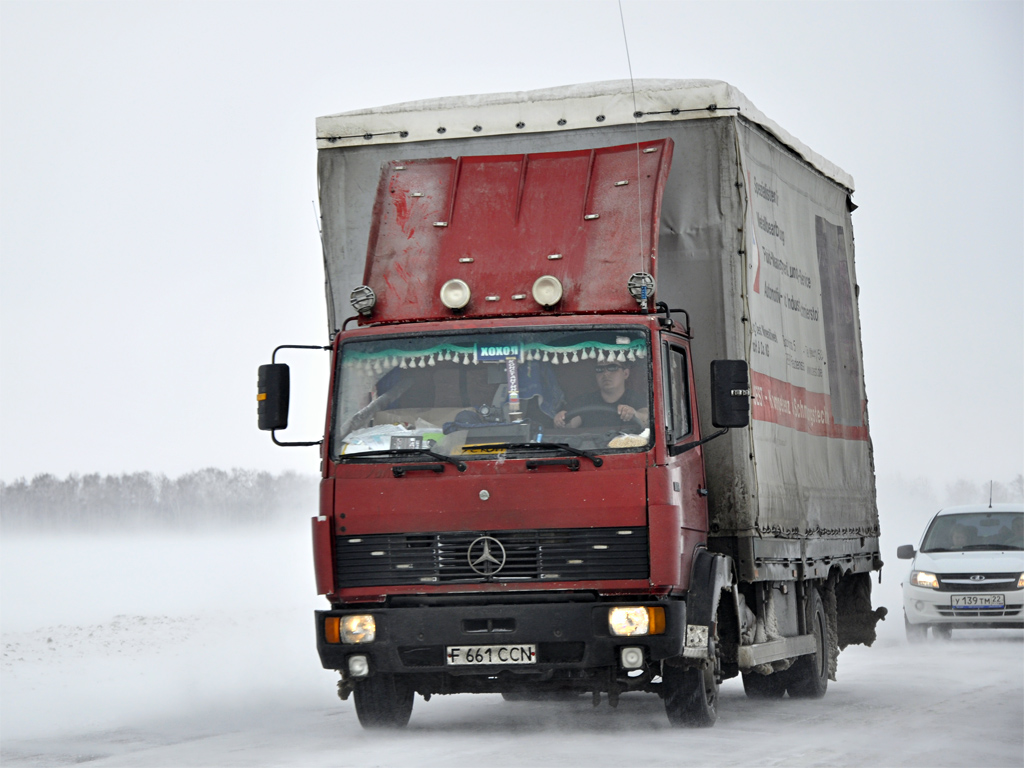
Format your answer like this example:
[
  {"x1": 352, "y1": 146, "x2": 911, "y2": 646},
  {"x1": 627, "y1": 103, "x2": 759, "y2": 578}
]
[{"x1": 1, "y1": 0, "x2": 1021, "y2": 491}]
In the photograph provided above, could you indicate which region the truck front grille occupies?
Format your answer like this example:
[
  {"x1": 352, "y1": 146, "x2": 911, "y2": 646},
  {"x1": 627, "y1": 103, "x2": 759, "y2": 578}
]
[{"x1": 335, "y1": 527, "x2": 649, "y2": 588}]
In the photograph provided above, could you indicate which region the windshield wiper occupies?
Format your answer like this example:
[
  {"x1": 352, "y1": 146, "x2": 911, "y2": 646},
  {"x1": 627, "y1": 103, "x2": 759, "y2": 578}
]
[
  {"x1": 340, "y1": 449, "x2": 466, "y2": 472},
  {"x1": 480, "y1": 442, "x2": 603, "y2": 467}
]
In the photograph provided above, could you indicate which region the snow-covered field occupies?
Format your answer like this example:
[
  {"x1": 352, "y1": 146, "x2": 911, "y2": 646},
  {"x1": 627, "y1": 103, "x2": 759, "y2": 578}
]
[{"x1": 2, "y1": 521, "x2": 1022, "y2": 767}]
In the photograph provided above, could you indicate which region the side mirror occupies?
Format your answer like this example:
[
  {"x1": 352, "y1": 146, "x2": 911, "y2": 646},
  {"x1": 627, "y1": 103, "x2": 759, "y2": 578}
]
[
  {"x1": 257, "y1": 363, "x2": 290, "y2": 431},
  {"x1": 896, "y1": 545, "x2": 916, "y2": 560},
  {"x1": 710, "y1": 360, "x2": 750, "y2": 429}
]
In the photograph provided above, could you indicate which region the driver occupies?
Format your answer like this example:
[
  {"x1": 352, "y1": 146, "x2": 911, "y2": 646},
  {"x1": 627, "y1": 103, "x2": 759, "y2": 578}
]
[{"x1": 553, "y1": 362, "x2": 649, "y2": 428}]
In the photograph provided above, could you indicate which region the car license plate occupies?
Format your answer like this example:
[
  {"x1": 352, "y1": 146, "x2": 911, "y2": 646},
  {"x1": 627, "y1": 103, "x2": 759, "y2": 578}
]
[
  {"x1": 951, "y1": 594, "x2": 1005, "y2": 608},
  {"x1": 446, "y1": 644, "x2": 537, "y2": 666}
]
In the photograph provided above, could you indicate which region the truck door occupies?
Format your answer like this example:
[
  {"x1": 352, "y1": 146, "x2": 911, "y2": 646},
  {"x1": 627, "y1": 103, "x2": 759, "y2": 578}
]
[{"x1": 660, "y1": 336, "x2": 709, "y2": 585}]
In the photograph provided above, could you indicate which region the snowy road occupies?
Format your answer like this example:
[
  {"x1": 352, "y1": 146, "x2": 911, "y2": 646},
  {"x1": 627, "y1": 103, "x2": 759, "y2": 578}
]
[{"x1": 2, "y1": 528, "x2": 1022, "y2": 767}]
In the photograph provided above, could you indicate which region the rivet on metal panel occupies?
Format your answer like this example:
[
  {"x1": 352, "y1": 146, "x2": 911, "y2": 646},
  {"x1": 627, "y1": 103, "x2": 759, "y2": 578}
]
[
  {"x1": 411, "y1": 192, "x2": 424, "y2": 197},
  {"x1": 459, "y1": 258, "x2": 474, "y2": 263},
  {"x1": 511, "y1": 294, "x2": 526, "y2": 300},
  {"x1": 433, "y1": 222, "x2": 448, "y2": 228},
  {"x1": 547, "y1": 254, "x2": 563, "y2": 260},
  {"x1": 473, "y1": 125, "x2": 482, "y2": 132},
  {"x1": 584, "y1": 214, "x2": 600, "y2": 220},
  {"x1": 437, "y1": 127, "x2": 446, "y2": 134},
  {"x1": 557, "y1": 119, "x2": 567, "y2": 126},
  {"x1": 614, "y1": 180, "x2": 629, "y2": 187},
  {"x1": 596, "y1": 115, "x2": 606, "y2": 122},
  {"x1": 643, "y1": 147, "x2": 658, "y2": 154},
  {"x1": 485, "y1": 296, "x2": 500, "y2": 302}
]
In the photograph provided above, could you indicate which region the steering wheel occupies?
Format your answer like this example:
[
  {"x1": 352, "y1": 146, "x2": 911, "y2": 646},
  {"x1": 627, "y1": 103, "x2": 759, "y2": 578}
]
[{"x1": 564, "y1": 403, "x2": 643, "y2": 431}]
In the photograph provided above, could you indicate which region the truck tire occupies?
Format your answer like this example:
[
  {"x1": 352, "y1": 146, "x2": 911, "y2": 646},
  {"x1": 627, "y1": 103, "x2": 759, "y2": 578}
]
[
  {"x1": 662, "y1": 643, "x2": 719, "y2": 727},
  {"x1": 786, "y1": 588, "x2": 829, "y2": 699},
  {"x1": 742, "y1": 671, "x2": 787, "y2": 699},
  {"x1": 353, "y1": 674, "x2": 414, "y2": 729},
  {"x1": 904, "y1": 613, "x2": 928, "y2": 644}
]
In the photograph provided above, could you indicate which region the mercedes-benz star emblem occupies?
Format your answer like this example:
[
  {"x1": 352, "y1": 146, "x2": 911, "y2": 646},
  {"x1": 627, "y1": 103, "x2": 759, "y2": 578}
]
[{"x1": 467, "y1": 536, "x2": 506, "y2": 576}]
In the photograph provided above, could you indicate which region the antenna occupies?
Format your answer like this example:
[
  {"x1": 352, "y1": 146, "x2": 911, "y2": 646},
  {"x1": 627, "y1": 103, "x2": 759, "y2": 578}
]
[
  {"x1": 618, "y1": 0, "x2": 646, "y2": 307},
  {"x1": 989, "y1": 480, "x2": 993, "y2": 508}
]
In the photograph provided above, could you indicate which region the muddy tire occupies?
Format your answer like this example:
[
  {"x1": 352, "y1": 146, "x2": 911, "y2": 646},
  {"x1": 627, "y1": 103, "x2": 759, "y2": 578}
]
[
  {"x1": 353, "y1": 674, "x2": 414, "y2": 729},
  {"x1": 786, "y1": 588, "x2": 829, "y2": 699},
  {"x1": 663, "y1": 644, "x2": 719, "y2": 727},
  {"x1": 904, "y1": 614, "x2": 928, "y2": 644},
  {"x1": 742, "y1": 671, "x2": 787, "y2": 699}
]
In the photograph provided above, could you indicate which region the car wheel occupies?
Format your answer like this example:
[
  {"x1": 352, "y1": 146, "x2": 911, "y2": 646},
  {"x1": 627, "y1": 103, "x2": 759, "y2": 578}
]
[
  {"x1": 932, "y1": 624, "x2": 953, "y2": 641},
  {"x1": 353, "y1": 674, "x2": 415, "y2": 729},
  {"x1": 787, "y1": 587, "x2": 830, "y2": 699},
  {"x1": 904, "y1": 613, "x2": 929, "y2": 644}
]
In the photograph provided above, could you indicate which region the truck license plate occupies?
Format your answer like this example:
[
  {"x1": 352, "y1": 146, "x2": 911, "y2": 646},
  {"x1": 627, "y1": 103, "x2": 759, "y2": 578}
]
[
  {"x1": 446, "y1": 644, "x2": 537, "y2": 666},
  {"x1": 951, "y1": 594, "x2": 1004, "y2": 608}
]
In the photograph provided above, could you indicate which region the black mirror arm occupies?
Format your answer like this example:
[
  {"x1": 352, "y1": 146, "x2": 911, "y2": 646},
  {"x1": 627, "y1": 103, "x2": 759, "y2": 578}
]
[
  {"x1": 272, "y1": 344, "x2": 330, "y2": 363},
  {"x1": 669, "y1": 427, "x2": 729, "y2": 456},
  {"x1": 271, "y1": 432, "x2": 323, "y2": 448}
]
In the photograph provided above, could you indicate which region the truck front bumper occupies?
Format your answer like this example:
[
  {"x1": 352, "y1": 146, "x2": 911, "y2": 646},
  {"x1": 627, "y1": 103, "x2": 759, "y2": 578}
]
[{"x1": 316, "y1": 599, "x2": 686, "y2": 690}]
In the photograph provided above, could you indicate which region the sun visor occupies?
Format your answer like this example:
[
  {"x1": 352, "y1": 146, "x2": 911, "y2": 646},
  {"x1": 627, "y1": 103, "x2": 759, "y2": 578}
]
[{"x1": 359, "y1": 138, "x2": 673, "y2": 323}]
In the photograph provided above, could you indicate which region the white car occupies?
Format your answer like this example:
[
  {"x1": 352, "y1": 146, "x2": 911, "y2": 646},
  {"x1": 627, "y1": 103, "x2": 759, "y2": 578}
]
[{"x1": 898, "y1": 503, "x2": 1024, "y2": 641}]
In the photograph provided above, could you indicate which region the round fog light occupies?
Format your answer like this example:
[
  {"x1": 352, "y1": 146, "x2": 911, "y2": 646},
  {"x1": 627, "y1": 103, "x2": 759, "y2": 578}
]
[
  {"x1": 915, "y1": 601, "x2": 924, "y2": 611},
  {"x1": 440, "y1": 279, "x2": 471, "y2": 309},
  {"x1": 348, "y1": 655, "x2": 369, "y2": 678},
  {"x1": 620, "y1": 646, "x2": 644, "y2": 669},
  {"x1": 532, "y1": 275, "x2": 563, "y2": 307}
]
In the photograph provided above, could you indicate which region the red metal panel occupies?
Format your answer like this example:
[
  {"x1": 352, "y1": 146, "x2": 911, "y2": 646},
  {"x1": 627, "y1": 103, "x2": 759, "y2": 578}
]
[
  {"x1": 332, "y1": 453, "x2": 648, "y2": 536},
  {"x1": 362, "y1": 139, "x2": 674, "y2": 323}
]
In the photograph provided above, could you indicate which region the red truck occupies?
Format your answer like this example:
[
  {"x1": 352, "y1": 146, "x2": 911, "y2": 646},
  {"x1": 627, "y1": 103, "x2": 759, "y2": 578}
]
[{"x1": 258, "y1": 80, "x2": 885, "y2": 729}]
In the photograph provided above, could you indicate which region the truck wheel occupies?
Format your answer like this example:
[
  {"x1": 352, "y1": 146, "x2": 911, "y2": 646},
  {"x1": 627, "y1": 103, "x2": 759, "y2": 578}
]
[
  {"x1": 904, "y1": 613, "x2": 928, "y2": 644},
  {"x1": 353, "y1": 674, "x2": 414, "y2": 729},
  {"x1": 742, "y1": 671, "x2": 787, "y2": 699},
  {"x1": 662, "y1": 646, "x2": 719, "y2": 727},
  {"x1": 786, "y1": 588, "x2": 829, "y2": 699}
]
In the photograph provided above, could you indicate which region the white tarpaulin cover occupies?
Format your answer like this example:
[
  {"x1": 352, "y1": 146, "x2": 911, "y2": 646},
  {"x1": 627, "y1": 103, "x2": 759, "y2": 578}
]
[{"x1": 316, "y1": 80, "x2": 877, "y2": 542}]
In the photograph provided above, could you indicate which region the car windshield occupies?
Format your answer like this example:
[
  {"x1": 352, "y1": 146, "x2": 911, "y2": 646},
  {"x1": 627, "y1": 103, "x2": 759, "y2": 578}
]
[
  {"x1": 920, "y1": 512, "x2": 1024, "y2": 552},
  {"x1": 330, "y1": 327, "x2": 651, "y2": 462}
]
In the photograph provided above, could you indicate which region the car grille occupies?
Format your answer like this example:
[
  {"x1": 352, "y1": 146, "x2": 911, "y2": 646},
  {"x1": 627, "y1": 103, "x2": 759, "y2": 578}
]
[
  {"x1": 936, "y1": 607, "x2": 1022, "y2": 618},
  {"x1": 335, "y1": 527, "x2": 649, "y2": 588},
  {"x1": 936, "y1": 573, "x2": 1022, "y2": 592}
]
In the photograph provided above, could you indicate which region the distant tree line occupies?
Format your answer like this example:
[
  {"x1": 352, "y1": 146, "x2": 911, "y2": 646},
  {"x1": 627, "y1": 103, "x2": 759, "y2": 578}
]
[
  {"x1": 0, "y1": 469, "x2": 318, "y2": 531},
  {"x1": 943, "y1": 475, "x2": 1023, "y2": 506}
]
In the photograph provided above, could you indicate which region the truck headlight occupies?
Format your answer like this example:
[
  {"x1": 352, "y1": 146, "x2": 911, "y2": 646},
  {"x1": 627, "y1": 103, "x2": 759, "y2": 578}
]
[
  {"x1": 340, "y1": 615, "x2": 376, "y2": 643},
  {"x1": 608, "y1": 606, "x2": 666, "y2": 636},
  {"x1": 911, "y1": 571, "x2": 940, "y2": 589},
  {"x1": 325, "y1": 615, "x2": 377, "y2": 644}
]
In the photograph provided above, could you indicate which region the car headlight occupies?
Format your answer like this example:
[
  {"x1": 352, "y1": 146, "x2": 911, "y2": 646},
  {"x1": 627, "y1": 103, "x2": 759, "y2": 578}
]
[
  {"x1": 608, "y1": 606, "x2": 666, "y2": 636},
  {"x1": 911, "y1": 571, "x2": 940, "y2": 589},
  {"x1": 1018, "y1": 573, "x2": 1024, "y2": 589}
]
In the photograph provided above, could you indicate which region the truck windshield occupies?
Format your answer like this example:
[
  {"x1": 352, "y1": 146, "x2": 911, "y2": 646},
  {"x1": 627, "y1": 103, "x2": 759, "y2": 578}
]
[
  {"x1": 920, "y1": 512, "x2": 1024, "y2": 552},
  {"x1": 330, "y1": 327, "x2": 651, "y2": 462}
]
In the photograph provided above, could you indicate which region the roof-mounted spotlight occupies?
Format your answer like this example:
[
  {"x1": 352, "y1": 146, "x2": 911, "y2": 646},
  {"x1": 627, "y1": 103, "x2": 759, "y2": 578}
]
[
  {"x1": 627, "y1": 272, "x2": 655, "y2": 306},
  {"x1": 440, "y1": 278, "x2": 471, "y2": 310},
  {"x1": 532, "y1": 275, "x2": 563, "y2": 308},
  {"x1": 350, "y1": 285, "x2": 376, "y2": 316}
]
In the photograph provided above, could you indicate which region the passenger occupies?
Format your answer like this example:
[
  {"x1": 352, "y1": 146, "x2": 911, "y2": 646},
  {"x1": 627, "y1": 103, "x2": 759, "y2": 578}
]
[
  {"x1": 949, "y1": 526, "x2": 970, "y2": 550},
  {"x1": 553, "y1": 362, "x2": 649, "y2": 428}
]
